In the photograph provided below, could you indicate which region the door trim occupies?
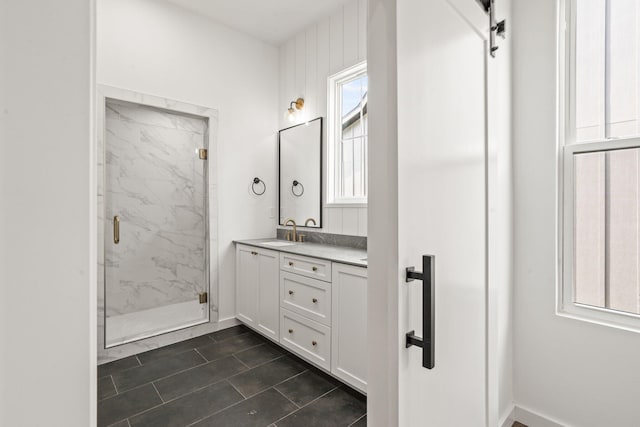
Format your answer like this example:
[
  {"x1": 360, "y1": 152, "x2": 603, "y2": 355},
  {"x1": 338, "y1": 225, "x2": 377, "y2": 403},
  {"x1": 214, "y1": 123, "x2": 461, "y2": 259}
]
[{"x1": 96, "y1": 85, "x2": 219, "y2": 358}]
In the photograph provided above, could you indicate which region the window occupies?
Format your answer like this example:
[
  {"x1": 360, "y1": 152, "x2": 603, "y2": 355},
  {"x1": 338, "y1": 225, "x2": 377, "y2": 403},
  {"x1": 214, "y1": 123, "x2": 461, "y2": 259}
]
[
  {"x1": 561, "y1": 0, "x2": 640, "y2": 331},
  {"x1": 327, "y1": 62, "x2": 368, "y2": 205}
]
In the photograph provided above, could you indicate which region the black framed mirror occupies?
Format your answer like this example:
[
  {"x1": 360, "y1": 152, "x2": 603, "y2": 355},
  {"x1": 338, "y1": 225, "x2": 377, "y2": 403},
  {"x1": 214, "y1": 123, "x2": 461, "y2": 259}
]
[{"x1": 278, "y1": 117, "x2": 322, "y2": 228}]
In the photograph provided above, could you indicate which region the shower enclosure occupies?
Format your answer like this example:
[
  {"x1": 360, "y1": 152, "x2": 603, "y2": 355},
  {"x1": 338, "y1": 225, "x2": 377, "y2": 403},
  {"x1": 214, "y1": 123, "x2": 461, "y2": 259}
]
[{"x1": 97, "y1": 87, "x2": 218, "y2": 352}]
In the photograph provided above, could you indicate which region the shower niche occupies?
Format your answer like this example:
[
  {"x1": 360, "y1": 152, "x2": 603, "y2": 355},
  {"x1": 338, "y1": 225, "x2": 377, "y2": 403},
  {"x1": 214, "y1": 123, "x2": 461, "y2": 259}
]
[{"x1": 97, "y1": 86, "x2": 218, "y2": 355}]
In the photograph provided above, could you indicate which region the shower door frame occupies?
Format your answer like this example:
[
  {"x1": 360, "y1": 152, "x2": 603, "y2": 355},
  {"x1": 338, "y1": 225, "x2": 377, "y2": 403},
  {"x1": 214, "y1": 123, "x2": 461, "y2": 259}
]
[{"x1": 97, "y1": 85, "x2": 219, "y2": 355}]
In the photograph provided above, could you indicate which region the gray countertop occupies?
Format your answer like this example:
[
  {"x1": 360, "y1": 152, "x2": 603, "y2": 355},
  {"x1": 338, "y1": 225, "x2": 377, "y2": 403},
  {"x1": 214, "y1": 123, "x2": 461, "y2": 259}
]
[{"x1": 234, "y1": 238, "x2": 367, "y2": 268}]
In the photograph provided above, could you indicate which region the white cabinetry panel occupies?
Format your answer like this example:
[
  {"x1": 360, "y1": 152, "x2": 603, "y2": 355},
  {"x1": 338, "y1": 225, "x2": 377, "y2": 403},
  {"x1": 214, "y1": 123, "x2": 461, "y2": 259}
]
[
  {"x1": 331, "y1": 263, "x2": 367, "y2": 392},
  {"x1": 236, "y1": 244, "x2": 279, "y2": 340}
]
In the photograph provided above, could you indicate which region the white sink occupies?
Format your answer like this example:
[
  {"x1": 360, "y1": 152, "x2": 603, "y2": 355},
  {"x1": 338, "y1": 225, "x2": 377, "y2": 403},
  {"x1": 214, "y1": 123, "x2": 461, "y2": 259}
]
[{"x1": 261, "y1": 241, "x2": 295, "y2": 247}]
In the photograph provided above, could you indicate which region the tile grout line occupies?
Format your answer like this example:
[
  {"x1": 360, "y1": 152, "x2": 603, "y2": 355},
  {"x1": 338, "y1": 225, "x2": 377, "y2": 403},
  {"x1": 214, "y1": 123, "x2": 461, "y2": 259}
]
[
  {"x1": 108, "y1": 348, "x2": 269, "y2": 408},
  {"x1": 271, "y1": 369, "x2": 308, "y2": 390},
  {"x1": 348, "y1": 413, "x2": 367, "y2": 426},
  {"x1": 231, "y1": 354, "x2": 251, "y2": 369},
  {"x1": 227, "y1": 379, "x2": 248, "y2": 400},
  {"x1": 223, "y1": 355, "x2": 292, "y2": 386},
  {"x1": 126, "y1": 419, "x2": 132, "y2": 427},
  {"x1": 113, "y1": 350, "x2": 210, "y2": 394},
  {"x1": 270, "y1": 385, "x2": 340, "y2": 425},
  {"x1": 193, "y1": 347, "x2": 207, "y2": 362},
  {"x1": 272, "y1": 386, "x2": 301, "y2": 409},
  {"x1": 110, "y1": 375, "x2": 119, "y2": 395},
  {"x1": 135, "y1": 352, "x2": 292, "y2": 407},
  {"x1": 135, "y1": 356, "x2": 142, "y2": 366},
  {"x1": 183, "y1": 384, "x2": 290, "y2": 427},
  {"x1": 151, "y1": 382, "x2": 165, "y2": 403}
]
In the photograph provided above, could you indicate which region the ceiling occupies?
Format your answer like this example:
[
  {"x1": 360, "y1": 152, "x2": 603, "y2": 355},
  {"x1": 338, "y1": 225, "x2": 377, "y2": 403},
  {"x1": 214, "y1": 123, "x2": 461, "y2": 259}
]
[{"x1": 164, "y1": 0, "x2": 351, "y2": 45}]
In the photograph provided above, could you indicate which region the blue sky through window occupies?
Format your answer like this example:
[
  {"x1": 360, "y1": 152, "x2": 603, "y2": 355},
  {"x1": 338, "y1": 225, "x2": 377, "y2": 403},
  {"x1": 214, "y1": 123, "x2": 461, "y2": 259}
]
[{"x1": 341, "y1": 75, "x2": 368, "y2": 117}]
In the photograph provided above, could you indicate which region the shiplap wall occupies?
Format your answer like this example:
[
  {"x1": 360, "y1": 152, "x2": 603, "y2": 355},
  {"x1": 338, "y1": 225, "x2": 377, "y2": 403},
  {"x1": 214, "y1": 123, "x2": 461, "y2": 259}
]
[{"x1": 278, "y1": 0, "x2": 368, "y2": 236}]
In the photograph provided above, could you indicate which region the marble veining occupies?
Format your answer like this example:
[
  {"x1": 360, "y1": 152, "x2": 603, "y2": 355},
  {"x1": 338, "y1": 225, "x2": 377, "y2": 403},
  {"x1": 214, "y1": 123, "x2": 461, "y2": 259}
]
[
  {"x1": 105, "y1": 100, "x2": 208, "y2": 317},
  {"x1": 235, "y1": 238, "x2": 367, "y2": 268},
  {"x1": 97, "y1": 85, "x2": 220, "y2": 362}
]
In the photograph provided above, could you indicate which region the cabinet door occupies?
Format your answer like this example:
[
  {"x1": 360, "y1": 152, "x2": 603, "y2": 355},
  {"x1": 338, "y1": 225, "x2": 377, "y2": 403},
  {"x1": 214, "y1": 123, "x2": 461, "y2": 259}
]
[
  {"x1": 257, "y1": 249, "x2": 280, "y2": 340},
  {"x1": 331, "y1": 263, "x2": 367, "y2": 392},
  {"x1": 236, "y1": 245, "x2": 258, "y2": 327}
]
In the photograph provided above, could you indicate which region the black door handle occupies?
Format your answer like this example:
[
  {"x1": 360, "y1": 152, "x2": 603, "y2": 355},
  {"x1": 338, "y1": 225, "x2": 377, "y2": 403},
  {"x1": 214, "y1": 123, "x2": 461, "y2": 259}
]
[{"x1": 405, "y1": 255, "x2": 435, "y2": 369}]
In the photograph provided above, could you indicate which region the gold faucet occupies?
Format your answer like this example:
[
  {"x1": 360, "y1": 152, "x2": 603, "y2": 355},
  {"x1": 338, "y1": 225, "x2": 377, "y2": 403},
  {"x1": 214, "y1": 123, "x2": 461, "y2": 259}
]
[
  {"x1": 304, "y1": 218, "x2": 317, "y2": 227},
  {"x1": 284, "y1": 218, "x2": 297, "y2": 242}
]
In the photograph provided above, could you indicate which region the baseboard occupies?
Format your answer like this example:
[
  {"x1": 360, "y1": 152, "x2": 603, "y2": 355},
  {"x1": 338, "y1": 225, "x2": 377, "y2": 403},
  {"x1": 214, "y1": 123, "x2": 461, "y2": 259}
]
[
  {"x1": 499, "y1": 404, "x2": 515, "y2": 427},
  {"x1": 513, "y1": 404, "x2": 567, "y2": 427},
  {"x1": 216, "y1": 316, "x2": 240, "y2": 330}
]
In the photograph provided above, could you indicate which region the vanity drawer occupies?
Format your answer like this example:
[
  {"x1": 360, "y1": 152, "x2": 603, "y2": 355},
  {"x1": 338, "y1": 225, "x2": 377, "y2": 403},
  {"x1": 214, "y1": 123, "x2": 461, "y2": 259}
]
[
  {"x1": 280, "y1": 253, "x2": 332, "y2": 282},
  {"x1": 281, "y1": 272, "x2": 331, "y2": 326},
  {"x1": 280, "y1": 308, "x2": 331, "y2": 371}
]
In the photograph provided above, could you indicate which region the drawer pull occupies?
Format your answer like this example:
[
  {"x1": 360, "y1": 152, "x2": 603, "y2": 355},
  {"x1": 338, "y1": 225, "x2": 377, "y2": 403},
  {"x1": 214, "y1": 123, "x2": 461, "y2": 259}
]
[
  {"x1": 251, "y1": 251, "x2": 258, "y2": 255},
  {"x1": 288, "y1": 290, "x2": 294, "y2": 295},
  {"x1": 288, "y1": 329, "x2": 294, "y2": 334},
  {"x1": 312, "y1": 298, "x2": 318, "y2": 303},
  {"x1": 312, "y1": 340, "x2": 317, "y2": 346},
  {"x1": 312, "y1": 266, "x2": 318, "y2": 272},
  {"x1": 289, "y1": 261, "x2": 294, "y2": 267}
]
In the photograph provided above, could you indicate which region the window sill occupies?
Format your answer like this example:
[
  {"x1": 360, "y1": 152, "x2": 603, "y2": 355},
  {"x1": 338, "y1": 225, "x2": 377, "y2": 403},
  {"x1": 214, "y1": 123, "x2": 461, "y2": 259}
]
[{"x1": 557, "y1": 302, "x2": 640, "y2": 335}]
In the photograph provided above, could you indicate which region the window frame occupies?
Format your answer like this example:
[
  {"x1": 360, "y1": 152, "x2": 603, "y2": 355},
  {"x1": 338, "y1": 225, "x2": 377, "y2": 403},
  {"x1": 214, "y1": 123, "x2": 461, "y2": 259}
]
[
  {"x1": 558, "y1": 0, "x2": 640, "y2": 332},
  {"x1": 326, "y1": 61, "x2": 368, "y2": 207}
]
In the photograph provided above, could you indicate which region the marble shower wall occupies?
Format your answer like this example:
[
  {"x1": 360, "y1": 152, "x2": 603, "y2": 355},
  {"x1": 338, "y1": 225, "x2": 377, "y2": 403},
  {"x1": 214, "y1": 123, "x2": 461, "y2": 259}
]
[{"x1": 104, "y1": 100, "x2": 208, "y2": 317}]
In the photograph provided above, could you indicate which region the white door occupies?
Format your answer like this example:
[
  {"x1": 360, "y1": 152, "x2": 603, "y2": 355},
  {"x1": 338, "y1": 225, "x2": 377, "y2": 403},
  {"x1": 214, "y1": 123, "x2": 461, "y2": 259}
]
[{"x1": 397, "y1": 0, "x2": 489, "y2": 425}]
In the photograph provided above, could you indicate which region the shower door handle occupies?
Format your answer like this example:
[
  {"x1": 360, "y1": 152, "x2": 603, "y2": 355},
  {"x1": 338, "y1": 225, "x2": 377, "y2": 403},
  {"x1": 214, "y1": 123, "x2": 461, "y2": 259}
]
[
  {"x1": 405, "y1": 255, "x2": 435, "y2": 369},
  {"x1": 113, "y1": 215, "x2": 120, "y2": 244}
]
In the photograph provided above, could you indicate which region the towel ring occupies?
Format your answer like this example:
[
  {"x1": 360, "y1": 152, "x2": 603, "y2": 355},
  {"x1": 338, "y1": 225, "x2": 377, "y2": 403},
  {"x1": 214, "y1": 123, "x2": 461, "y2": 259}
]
[
  {"x1": 292, "y1": 180, "x2": 304, "y2": 197},
  {"x1": 252, "y1": 177, "x2": 266, "y2": 196}
]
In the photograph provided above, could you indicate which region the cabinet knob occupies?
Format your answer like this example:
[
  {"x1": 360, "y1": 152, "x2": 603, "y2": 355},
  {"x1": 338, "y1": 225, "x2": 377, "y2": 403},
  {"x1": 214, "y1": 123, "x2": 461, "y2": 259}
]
[
  {"x1": 288, "y1": 329, "x2": 293, "y2": 334},
  {"x1": 288, "y1": 290, "x2": 294, "y2": 295},
  {"x1": 289, "y1": 261, "x2": 294, "y2": 267},
  {"x1": 312, "y1": 298, "x2": 318, "y2": 303},
  {"x1": 312, "y1": 266, "x2": 318, "y2": 272},
  {"x1": 312, "y1": 340, "x2": 317, "y2": 346},
  {"x1": 251, "y1": 251, "x2": 257, "y2": 255}
]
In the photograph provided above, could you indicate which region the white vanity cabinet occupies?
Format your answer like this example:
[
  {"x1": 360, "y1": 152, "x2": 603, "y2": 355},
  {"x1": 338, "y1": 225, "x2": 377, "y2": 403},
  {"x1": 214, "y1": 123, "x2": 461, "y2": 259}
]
[
  {"x1": 331, "y1": 263, "x2": 368, "y2": 392},
  {"x1": 235, "y1": 244, "x2": 279, "y2": 341},
  {"x1": 235, "y1": 242, "x2": 367, "y2": 393}
]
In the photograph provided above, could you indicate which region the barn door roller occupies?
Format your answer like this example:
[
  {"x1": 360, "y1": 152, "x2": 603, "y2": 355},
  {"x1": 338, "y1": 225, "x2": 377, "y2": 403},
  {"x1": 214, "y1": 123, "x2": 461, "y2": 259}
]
[{"x1": 477, "y1": 0, "x2": 506, "y2": 57}]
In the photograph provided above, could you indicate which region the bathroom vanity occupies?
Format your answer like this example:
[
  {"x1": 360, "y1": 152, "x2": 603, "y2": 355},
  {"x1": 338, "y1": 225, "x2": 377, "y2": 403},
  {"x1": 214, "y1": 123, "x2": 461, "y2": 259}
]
[{"x1": 234, "y1": 239, "x2": 367, "y2": 393}]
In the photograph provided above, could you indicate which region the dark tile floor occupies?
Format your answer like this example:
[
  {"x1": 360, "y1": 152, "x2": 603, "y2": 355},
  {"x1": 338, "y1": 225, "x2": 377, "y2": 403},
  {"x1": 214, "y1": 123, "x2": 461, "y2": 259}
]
[{"x1": 98, "y1": 325, "x2": 367, "y2": 427}]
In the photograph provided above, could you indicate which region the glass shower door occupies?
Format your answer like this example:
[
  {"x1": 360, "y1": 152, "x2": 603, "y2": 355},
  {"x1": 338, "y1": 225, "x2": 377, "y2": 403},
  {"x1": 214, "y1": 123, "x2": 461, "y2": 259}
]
[{"x1": 104, "y1": 100, "x2": 209, "y2": 347}]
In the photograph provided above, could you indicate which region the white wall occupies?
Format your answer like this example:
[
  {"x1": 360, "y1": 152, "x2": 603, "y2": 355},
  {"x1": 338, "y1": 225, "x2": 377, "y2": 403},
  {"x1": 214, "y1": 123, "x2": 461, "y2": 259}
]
[
  {"x1": 278, "y1": 0, "x2": 368, "y2": 236},
  {"x1": 513, "y1": 0, "x2": 640, "y2": 425},
  {"x1": 97, "y1": 0, "x2": 279, "y2": 322},
  {"x1": 0, "y1": 0, "x2": 96, "y2": 426}
]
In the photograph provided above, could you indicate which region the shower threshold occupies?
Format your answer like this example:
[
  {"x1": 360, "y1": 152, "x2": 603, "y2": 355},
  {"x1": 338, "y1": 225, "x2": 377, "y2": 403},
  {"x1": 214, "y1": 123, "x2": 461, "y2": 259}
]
[{"x1": 105, "y1": 300, "x2": 208, "y2": 348}]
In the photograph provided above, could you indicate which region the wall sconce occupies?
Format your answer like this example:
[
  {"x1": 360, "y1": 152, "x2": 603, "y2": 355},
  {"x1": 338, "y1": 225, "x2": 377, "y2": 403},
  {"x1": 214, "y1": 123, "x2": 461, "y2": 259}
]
[{"x1": 286, "y1": 97, "x2": 304, "y2": 123}]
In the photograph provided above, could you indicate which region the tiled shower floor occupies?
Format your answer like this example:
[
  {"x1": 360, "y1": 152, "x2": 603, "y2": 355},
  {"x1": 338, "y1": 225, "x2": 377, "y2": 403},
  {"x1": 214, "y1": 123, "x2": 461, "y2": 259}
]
[{"x1": 97, "y1": 325, "x2": 367, "y2": 427}]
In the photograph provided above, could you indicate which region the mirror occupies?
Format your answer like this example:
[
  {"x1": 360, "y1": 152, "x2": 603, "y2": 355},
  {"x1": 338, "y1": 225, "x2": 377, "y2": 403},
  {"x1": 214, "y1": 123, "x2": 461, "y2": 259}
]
[{"x1": 279, "y1": 117, "x2": 322, "y2": 228}]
